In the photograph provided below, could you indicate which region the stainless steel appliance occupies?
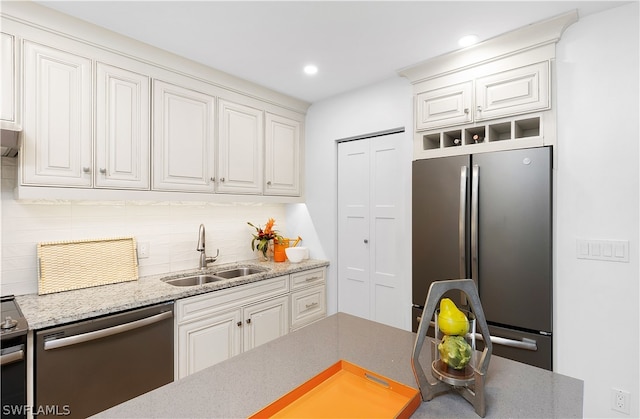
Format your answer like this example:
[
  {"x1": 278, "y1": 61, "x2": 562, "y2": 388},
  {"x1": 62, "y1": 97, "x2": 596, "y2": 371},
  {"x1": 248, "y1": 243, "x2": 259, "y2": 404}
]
[
  {"x1": 35, "y1": 302, "x2": 174, "y2": 418},
  {"x1": 412, "y1": 147, "x2": 552, "y2": 370},
  {"x1": 1, "y1": 295, "x2": 29, "y2": 419}
]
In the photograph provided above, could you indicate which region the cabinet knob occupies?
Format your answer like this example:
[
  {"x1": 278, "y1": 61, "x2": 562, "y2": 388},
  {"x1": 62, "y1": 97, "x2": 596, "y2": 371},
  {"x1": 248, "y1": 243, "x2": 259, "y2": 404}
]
[
  {"x1": 237, "y1": 321, "x2": 242, "y2": 327},
  {"x1": 210, "y1": 177, "x2": 215, "y2": 183},
  {"x1": 477, "y1": 105, "x2": 482, "y2": 113},
  {"x1": 266, "y1": 181, "x2": 272, "y2": 186},
  {"x1": 82, "y1": 167, "x2": 90, "y2": 174},
  {"x1": 364, "y1": 239, "x2": 369, "y2": 244},
  {"x1": 99, "y1": 168, "x2": 107, "y2": 175},
  {"x1": 220, "y1": 177, "x2": 225, "y2": 182},
  {"x1": 464, "y1": 108, "x2": 469, "y2": 114},
  {"x1": 246, "y1": 318, "x2": 251, "y2": 325}
]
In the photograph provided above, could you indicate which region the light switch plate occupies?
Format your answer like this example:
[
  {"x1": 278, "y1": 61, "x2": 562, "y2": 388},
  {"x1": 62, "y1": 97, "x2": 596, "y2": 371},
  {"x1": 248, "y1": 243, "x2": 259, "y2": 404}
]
[{"x1": 576, "y1": 239, "x2": 629, "y2": 262}]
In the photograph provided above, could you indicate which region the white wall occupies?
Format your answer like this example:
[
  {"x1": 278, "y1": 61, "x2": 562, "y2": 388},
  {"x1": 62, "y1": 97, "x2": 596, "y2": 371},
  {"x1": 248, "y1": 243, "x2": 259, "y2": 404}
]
[
  {"x1": 303, "y1": 3, "x2": 639, "y2": 417},
  {"x1": 299, "y1": 77, "x2": 413, "y2": 327},
  {"x1": 0, "y1": 157, "x2": 288, "y2": 295},
  {"x1": 555, "y1": 3, "x2": 639, "y2": 418}
]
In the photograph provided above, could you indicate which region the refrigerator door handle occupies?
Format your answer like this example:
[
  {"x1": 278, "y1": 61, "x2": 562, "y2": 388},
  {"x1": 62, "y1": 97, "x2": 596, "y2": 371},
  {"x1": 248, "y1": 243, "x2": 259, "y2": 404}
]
[
  {"x1": 471, "y1": 165, "x2": 479, "y2": 285},
  {"x1": 459, "y1": 166, "x2": 468, "y2": 278},
  {"x1": 474, "y1": 333, "x2": 538, "y2": 351}
]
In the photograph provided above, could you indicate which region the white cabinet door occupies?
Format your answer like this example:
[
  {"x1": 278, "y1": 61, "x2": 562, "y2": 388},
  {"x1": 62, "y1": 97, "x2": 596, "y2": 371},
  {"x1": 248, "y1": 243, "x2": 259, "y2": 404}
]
[
  {"x1": 22, "y1": 41, "x2": 92, "y2": 187},
  {"x1": 176, "y1": 309, "x2": 242, "y2": 379},
  {"x1": 475, "y1": 61, "x2": 550, "y2": 121},
  {"x1": 338, "y1": 132, "x2": 407, "y2": 330},
  {"x1": 152, "y1": 80, "x2": 215, "y2": 192},
  {"x1": 217, "y1": 99, "x2": 262, "y2": 194},
  {"x1": 264, "y1": 113, "x2": 300, "y2": 196},
  {"x1": 242, "y1": 295, "x2": 289, "y2": 352},
  {"x1": 1, "y1": 32, "x2": 18, "y2": 129},
  {"x1": 95, "y1": 62, "x2": 150, "y2": 189},
  {"x1": 415, "y1": 81, "x2": 473, "y2": 131}
]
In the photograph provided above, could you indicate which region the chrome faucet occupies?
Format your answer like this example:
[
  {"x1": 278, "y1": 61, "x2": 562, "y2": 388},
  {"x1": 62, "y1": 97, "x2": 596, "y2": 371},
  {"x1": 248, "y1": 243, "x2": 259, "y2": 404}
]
[{"x1": 196, "y1": 224, "x2": 219, "y2": 269}]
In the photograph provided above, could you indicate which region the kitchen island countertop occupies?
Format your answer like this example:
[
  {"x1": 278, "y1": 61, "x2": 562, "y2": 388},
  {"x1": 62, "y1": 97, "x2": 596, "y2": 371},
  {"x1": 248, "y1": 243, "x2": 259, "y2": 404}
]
[
  {"x1": 95, "y1": 312, "x2": 583, "y2": 418},
  {"x1": 16, "y1": 259, "x2": 329, "y2": 330}
]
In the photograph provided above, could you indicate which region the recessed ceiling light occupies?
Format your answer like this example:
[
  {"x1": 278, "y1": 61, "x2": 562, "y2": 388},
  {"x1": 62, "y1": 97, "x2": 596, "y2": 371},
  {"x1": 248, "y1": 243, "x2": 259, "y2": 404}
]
[
  {"x1": 303, "y1": 64, "x2": 318, "y2": 75},
  {"x1": 458, "y1": 34, "x2": 479, "y2": 48}
]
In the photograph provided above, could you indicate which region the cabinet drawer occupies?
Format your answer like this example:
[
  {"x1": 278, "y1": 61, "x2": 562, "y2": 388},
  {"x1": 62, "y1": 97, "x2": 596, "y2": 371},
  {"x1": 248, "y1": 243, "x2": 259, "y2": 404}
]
[
  {"x1": 290, "y1": 268, "x2": 325, "y2": 291},
  {"x1": 176, "y1": 276, "x2": 289, "y2": 323},
  {"x1": 290, "y1": 285, "x2": 326, "y2": 330}
]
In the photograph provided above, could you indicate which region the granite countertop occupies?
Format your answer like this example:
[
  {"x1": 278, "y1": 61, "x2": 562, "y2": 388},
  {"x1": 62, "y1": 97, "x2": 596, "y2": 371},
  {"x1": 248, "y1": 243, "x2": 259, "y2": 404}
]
[
  {"x1": 16, "y1": 259, "x2": 329, "y2": 330},
  {"x1": 96, "y1": 312, "x2": 583, "y2": 419}
]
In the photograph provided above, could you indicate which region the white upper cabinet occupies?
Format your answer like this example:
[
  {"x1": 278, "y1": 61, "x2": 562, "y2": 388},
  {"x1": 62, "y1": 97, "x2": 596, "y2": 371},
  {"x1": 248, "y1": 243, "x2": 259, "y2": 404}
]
[
  {"x1": 475, "y1": 61, "x2": 549, "y2": 122},
  {"x1": 415, "y1": 81, "x2": 473, "y2": 131},
  {"x1": 1, "y1": 32, "x2": 19, "y2": 130},
  {"x1": 217, "y1": 99, "x2": 263, "y2": 194},
  {"x1": 152, "y1": 79, "x2": 216, "y2": 193},
  {"x1": 22, "y1": 40, "x2": 92, "y2": 187},
  {"x1": 265, "y1": 113, "x2": 301, "y2": 196},
  {"x1": 95, "y1": 62, "x2": 150, "y2": 190}
]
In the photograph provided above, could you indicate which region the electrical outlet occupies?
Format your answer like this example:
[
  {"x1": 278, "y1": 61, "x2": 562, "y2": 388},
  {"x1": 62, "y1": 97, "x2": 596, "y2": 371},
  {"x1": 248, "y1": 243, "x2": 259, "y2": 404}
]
[
  {"x1": 137, "y1": 242, "x2": 150, "y2": 259},
  {"x1": 612, "y1": 388, "x2": 630, "y2": 415}
]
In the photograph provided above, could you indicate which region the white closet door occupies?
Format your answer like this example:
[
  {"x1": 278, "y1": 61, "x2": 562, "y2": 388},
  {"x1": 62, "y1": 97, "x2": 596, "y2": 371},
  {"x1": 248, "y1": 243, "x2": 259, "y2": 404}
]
[
  {"x1": 337, "y1": 132, "x2": 406, "y2": 329},
  {"x1": 338, "y1": 140, "x2": 370, "y2": 319}
]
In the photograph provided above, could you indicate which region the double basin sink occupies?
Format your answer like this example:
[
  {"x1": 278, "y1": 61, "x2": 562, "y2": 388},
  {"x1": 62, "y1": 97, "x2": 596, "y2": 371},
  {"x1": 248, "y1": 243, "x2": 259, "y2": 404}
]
[{"x1": 162, "y1": 266, "x2": 268, "y2": 287}]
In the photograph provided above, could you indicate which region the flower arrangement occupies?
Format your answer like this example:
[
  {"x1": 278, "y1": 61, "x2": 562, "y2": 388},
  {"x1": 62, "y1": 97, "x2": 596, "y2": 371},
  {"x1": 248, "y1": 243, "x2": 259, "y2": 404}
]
[{"x1": 248, "y1": 218, "x2": 283, "y2": 259}]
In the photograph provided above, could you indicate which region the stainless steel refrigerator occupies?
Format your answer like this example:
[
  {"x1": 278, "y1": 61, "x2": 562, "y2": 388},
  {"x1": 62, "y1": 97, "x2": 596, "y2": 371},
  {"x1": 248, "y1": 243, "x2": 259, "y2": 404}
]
[{"x1": 412, "y1": 146, "x2": 552, "y2": 370}]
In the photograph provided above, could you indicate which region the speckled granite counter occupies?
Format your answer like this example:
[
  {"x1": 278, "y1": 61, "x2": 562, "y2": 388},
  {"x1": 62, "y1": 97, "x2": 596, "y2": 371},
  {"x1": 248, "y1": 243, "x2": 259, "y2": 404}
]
[
  {"x1": 16, "y1": 259, "x2": 329, "y2": 330},
  {"x1": 95, "y1": 313, "x2": 583, "y2": 419}
]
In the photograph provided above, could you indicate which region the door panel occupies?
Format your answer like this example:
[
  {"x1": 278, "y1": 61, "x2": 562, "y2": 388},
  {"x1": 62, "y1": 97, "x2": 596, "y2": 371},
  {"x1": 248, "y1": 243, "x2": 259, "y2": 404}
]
[
  {"x1": 412, "y1": 155, "x2": 470, "y2": 308},
  {"x1": 338, "y1": 133, "x2": 407, "y2": 329},
  {"x1": 473, "y1": 147, "x2": 552, "y2": 332},
  {"x1": 338, "y1": 140, "x2": 370, "y2": 319}
]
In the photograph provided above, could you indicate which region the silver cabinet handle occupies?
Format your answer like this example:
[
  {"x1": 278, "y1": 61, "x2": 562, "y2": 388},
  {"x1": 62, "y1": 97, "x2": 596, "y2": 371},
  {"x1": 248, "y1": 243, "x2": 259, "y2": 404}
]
[
  {"x1": 305, "y1": 276, "x2": 322, "y2": 282},
  {"x1": 44, "y1": 311, "x2": 172, "y2": 351},
  {"x1": 364, "y1": 239, "x2": 369, "y2": 244},
  {"x1": 237, "y1": 321, "x2": 242, "y2": 327},
  {"x1": 477, "y1": 105, "x2": 482, "y2": 113},
  {"x1": 471, "y1": 165, "x2": 479, "y2": 285},
  {"x1": 474, "y1": 333, "x2": 538, "y2": 351},
  {"x1": 99, "y1": 168, "x2": 107, "y2": 174},
  {"x1": 464, "y1": 108, "x2": 469, "y2": 114},
  {"x1": 266, "y1": 181, "x2": 272, "y2": 186},
  {"x1": 0, "y1": 349, "x2": 24, "y2": 366},
  {"x1": 305, "y1": 302, "x2": 319, "y2": 309},
  {"x1": 459, "y1": 166, "x2": 468, "y2": 278},
  {"x1": 220, "y1": 177, "x2": 225, "y2": 182},
  {"x1": 82, "y1": 167, "x2": 90, "y2": 173},
  {"x1": 210, "y1": 177, "x2": 215, "y2": 182}
]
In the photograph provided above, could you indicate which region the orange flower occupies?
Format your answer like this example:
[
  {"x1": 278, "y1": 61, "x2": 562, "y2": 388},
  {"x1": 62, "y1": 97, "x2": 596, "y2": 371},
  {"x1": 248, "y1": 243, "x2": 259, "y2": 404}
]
[{"x1": 264, "y1": 218, "x2": 275, "y2": 235}]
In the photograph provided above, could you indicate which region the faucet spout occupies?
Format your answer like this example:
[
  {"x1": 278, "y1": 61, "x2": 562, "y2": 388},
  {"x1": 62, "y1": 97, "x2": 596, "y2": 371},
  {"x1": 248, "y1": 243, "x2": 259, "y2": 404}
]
[
  {"x1": 197, "y1": 224, "x2": 205, "y2": 252},
  {"x1": 196, "y1": 224, "x2": 219, "y2": 269}
]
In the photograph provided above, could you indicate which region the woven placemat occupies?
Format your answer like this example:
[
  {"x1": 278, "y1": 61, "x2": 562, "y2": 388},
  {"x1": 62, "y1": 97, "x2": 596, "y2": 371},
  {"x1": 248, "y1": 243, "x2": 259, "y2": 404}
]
[{"x1": 37, "y1": 237, "x2": 139, "y2": 295}]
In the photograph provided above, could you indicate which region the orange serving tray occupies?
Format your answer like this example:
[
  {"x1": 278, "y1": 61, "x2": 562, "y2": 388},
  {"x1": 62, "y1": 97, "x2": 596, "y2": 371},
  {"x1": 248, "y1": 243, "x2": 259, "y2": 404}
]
[{"x1": 249, "y1": 360, "x2": 421, "y2": 419}]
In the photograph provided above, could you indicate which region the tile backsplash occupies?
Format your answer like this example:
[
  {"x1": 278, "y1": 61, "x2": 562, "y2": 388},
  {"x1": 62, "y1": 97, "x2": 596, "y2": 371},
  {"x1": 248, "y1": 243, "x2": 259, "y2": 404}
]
[{"x1": 1, "y1": 157, "x2": 286, "y2": 296}]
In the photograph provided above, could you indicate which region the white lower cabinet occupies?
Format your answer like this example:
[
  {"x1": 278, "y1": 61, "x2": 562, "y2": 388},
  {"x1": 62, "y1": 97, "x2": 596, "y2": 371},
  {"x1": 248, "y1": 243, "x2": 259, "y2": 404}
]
[
  {"x1": 175, "y1": 268, "x2": 326, "y2": 379},
  {"x1": 175, "y1": 275, "x2": 289, "y2": 379},
  {"x1": 290, "y1": 268, "x2": 327, "y2": 330}
]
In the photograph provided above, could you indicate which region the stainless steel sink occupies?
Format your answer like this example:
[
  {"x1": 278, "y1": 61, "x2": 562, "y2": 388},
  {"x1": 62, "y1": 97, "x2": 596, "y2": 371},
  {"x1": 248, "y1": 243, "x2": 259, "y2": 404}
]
[
  {"x1": 214, "y1": 266, "x2": 267, "y2": 279},
  {"x1": 163, "y1": 275, "x2": 223, "y2": 287},
  {"x1": 162, "y1": 265, "x2": 269, "y2": 286}
]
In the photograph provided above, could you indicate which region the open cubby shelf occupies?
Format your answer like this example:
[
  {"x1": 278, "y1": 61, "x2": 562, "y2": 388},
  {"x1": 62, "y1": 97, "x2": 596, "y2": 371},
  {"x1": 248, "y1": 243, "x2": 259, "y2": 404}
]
[{"x1": 419, "y1": 115, "x2": 542, "y2": 151}]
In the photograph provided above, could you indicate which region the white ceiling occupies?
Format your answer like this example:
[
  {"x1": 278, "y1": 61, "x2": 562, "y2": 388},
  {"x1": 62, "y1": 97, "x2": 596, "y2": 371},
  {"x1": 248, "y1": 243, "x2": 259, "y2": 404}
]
[{"x1": 36, "y1": 1, "x2": 627, "y2": 104}]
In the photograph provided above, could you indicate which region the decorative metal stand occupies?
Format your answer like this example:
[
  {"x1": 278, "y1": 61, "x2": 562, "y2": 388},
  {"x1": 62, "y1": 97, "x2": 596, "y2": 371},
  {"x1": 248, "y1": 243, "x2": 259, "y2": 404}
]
[{"x1": 411, "y1": 279, "x2": 492, "y2": 417}]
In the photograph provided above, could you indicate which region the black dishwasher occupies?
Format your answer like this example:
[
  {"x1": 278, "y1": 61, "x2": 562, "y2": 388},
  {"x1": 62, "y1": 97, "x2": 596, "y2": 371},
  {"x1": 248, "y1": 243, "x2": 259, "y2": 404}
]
[{"x1": 34, "y1": 302, "x2": 174, "y2": 418}]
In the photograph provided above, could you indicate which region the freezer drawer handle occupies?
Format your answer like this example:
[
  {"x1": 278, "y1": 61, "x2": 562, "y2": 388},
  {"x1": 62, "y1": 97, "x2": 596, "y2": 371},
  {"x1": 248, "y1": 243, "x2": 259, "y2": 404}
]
[
  {"x1": 474, "y1": 333, "x2": 538, "y2": 351},
  {"x1": 0, "y1": 349, "x2": 24, "y2": 366},
  {"x1": 43, "y1": 311, "x2": 173, "y2": 351}
]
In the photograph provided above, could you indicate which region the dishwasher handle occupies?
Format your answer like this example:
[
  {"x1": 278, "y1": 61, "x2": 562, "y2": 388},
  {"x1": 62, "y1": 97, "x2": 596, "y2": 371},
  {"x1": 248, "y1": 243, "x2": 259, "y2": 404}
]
[
  {"x1": 1, "y1": 348, "x2": 24, "y2": 366},
  {"x1": 44, "y1": 310, "x2": 173, "y2": 351}
]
